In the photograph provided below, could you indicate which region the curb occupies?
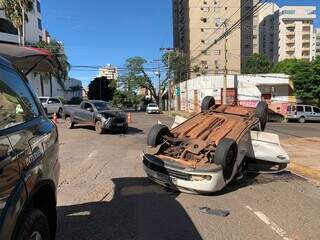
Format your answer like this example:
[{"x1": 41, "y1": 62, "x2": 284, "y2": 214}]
[{"x1": 289, "y1": 162, "x2": 320, "y2": 182}]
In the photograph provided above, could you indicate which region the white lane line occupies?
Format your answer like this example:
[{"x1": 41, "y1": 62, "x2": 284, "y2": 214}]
[{"x1": 246, "y1": 205, "x2": 292, "y2": 240}]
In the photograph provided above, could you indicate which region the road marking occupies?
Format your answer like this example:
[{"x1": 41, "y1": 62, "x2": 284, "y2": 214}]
[{"x1": 246, "y1": 205, "x2": 292, "y2": 240}]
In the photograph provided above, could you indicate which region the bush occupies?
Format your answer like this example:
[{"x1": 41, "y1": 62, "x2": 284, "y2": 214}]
[{"x1": 68, "y1": 97, "x2": 83, "y2": 105}]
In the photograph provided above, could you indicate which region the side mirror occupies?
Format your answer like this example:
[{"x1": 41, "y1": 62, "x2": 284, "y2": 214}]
[{"x1": 86, "y1": 108, "x2": 93, "y2": 112}]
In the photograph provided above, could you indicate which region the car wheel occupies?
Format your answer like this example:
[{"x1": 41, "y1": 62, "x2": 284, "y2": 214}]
[
  {"x1": 201, "y1": 96, "x2": 216, "y2": 112},
  {"x1": 299, "y1": 116, "x2": 305, "y2": 123},
  {"x1": 214, "y1": 138, "x2": 238, "y2": 180},
  {"x1": 147, "y1": 124, "x2": 172, "y2": 147},
  {"x1": 65, "y1": 117, "x2": 74, "y2": 129},
  {"x1": 58, "y1": 108, "x2": 63, "y2": 118},
  {"x1": 255, "y1": 101, "x2": 268, "y2": 131},
  {"x1": 14, "y1": 208, "x2": 50, "y2": 240},
  {"x1": 95, "y1": 120, "x2": 104, "y2": 134}
]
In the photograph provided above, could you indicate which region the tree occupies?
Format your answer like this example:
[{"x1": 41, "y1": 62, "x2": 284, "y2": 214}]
[
  {"x1": 242, "y1": 54, "x2": 272, "y2": 74},
  {"x1": 162, "y1": 50, "x2": 189, "y2": 83},
  {"x1": 273, "y1": 58, "x2": 320, "y2": 104},
  {"x1": 0, "y1": 0, "x2": 34, "y2": 45},
  {"x1": 122, "y1": 57, "x2": 159, "y2": 104},
  {"x1": 87, "y1": 76, "x2": 115, "y2": 102}
]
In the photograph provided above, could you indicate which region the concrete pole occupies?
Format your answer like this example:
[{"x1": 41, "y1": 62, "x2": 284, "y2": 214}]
[{"x1": 223, "y1": 22, "x2": 228, "y2": 105}]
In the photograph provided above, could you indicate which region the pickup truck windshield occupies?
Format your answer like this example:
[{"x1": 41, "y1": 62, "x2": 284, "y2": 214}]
[{"x1": 92, "y1": 101, "x2": 110, "y2": 111}]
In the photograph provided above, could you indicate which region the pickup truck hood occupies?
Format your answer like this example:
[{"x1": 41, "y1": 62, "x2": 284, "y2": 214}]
[{"x1": 99, "y1": 110, "x2": 126, "y2": 118}]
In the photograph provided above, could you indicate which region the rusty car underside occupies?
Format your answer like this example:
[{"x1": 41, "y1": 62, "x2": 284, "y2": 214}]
[{"x1": 147, "y1": 105, "x2": 259, "y2": 168}]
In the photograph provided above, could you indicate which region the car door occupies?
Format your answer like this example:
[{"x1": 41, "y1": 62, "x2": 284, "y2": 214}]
[
  {"x1": 81, "y1": 102, "x2": 95, "y2": 125},
  {"x1": 312, "y1": 107, "x2": 320, "y2": 121},
  {"x1": 304, "y1": 106, "x2": 313, "y2": 121}
]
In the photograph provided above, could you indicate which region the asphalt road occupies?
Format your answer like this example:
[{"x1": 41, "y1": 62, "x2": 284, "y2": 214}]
[
  {"x1": 266, "y1": 122, "x2": 320, "y2": 139},
  {"x1": 56, "y1": 113, "x2": 320, "y2": 240}
]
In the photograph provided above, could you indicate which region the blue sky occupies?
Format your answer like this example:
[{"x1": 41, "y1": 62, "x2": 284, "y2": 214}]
[{"x1": 42, "y1": 0, "x2": 320, "y2": 86}]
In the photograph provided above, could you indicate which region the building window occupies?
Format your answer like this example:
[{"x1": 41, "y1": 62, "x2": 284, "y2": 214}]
[
  {"x1": 39, "y1": 35, "x2": 43, "y2": 42},
  {"x1": 38, "y1": 18, "x2": 42, "y2": 30},
  {"x1": 36, "y1": 0, "x2": 41, "y2": 13},
  {"x1": 0, "y1": 18, "x2": 18, "y2": 35},
  {"x1": 281, "y1": 10, "x2": 295, "y2": 15}
]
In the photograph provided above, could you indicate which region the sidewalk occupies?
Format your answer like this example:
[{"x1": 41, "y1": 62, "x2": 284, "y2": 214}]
[{"x1": 163, "y1": 110, "x2": 320, "y2": 182}]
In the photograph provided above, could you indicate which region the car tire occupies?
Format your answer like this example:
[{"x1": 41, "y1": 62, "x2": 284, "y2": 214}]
[
  {"x1": 255, "y1": 101, "x2": 268, "y2": 131},
  {"x1": 201, "y1": 96, "x2": 216, "y2": 112},
  {"x1": 14, "y1": 208, "x2": 50, "y2": 240},
  {"x1": 299, "y1": 116, "x2": 305, "y2": 123},
  {"x1": 65, "y1": 117, "x2": 74, "y2": 129},
  {"x1": 44, "y1": 108, "x2": 48, "y2": 116},
  {"x1": 147, "y1": 124, "x2": 172, "y2": 147},
  {"x1": 58, "y1": 108, "x2": 63, "y2": 118},
  {"x1": 214, "y1": 138, "x2": 238, "y2": 180},
  {"x1": 95, "y1": 120, "x2": 104, "y2": 134}
]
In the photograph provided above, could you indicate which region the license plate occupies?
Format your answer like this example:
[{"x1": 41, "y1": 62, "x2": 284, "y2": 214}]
[
  {"x1": 157, "y1": 173, "x2": 177, "y2": 185},
  {"x1": 116, "y1": 123, "x2": 123, "y2": 127}
]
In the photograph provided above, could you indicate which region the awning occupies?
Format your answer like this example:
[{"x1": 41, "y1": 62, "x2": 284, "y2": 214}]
[{"x1": 0, "y1": 43, "x2": 61, "y2": 74}]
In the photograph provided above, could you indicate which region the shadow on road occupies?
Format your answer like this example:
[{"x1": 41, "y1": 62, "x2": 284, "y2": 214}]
[{"x1": 57, "y1": 177, "x2": 202, "y2": 240}]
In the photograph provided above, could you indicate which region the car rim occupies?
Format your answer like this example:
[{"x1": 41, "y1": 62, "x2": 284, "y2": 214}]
[
  {"x1": 96, "y1": 122, "x2": 101, "y2": 132},
  {"x1": 66, "y1": 118, "x2": 71, "y2": 127},
  {"x1": 30, "y1": 231, "x2": 43, "y2": 240}
]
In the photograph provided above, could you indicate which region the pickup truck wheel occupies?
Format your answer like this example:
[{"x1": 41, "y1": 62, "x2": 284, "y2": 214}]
[
  {"x1": 14, "y1": 208, "x2": 50, "y2": 240},
  {"x1": 95, "y1": 121, "x2": 104, "y2": 134},
  {"x1": 65, "y1": 117, "x2": 74, "y2": 129},
  {"x1": 147, "y1": 124, "x2": 172, "y2": 147},
  {"x1": 201, "y1": 96, "x2": 215, "y2": 112},
  {"x1": 214, "y1": 138, "x2": 238, "y2": 180},
  {"x1": 255, "y1": 101, "x2": 268, "y2": 131}
]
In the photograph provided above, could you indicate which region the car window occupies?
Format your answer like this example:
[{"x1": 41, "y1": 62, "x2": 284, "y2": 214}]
[
  {"x1": 84, "y1": 103, "x2": 93, "y2": 109},
  {"x1": 313, "y1": 107, "x2": 320, "y2": 113},
  {"x1": 0, "y1": 66, "x2": 40, "y2": 130},
  {"x1": 39, "y1": 98, "x2": 47, "y2": 103},
  {"x1": 296, "y1": 106, "x2": 304, "y2": 112},
  {"x1": 49, "y1": 98, "x2": 60, "y2": 104},
  {"x1": 305, "y1": 106, "x2": 312, "y2": 112}
]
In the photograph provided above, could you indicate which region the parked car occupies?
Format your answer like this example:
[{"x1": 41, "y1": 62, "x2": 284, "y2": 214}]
[
  {"x1": 142, "y1": 96, "x2": 289, "y2": 194},
  {"x1": 0, "y1": 56, "x2": 60, "y2": 239},
  {"x1": 63, "y1": 100, "x2": 128, "y2": 134},
  {"x1": 39, "y1": 97, "x2": 63, "y2": 116},
  {"x1": 286, "y1": 104, "x2": 320, "y2": 123},
  {"x1": 146, "y1": 103, "x2": 160, "y2": 114}
]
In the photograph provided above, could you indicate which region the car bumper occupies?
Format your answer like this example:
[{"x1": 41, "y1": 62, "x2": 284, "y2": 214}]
[
  {"x1": 103, "y1": 118, "x2": 128, "y2": 130},
  {"x1": 142, "y1": 154, "x2": 226, "y2": 194},
  {"x1": 147, "y1": 110, "x2": 160, "y2": 113}
]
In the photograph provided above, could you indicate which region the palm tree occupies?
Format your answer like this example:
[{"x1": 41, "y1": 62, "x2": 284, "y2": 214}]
[{"x1": 0, "y1": 0, "x2": 34, "y2": 45}]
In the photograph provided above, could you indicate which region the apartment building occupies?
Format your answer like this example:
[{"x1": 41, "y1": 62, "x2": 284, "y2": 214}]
[
  {"x1": 98, "y1": 64, "x2": 119, "y2": 81},
  {"x1": 172, "y1": 0, "x2": 255, "y2": 77},
  {"x1": 257, "y1": 3, "x2": 280, "y2": 63},
  {"x1": 278, "y1": 6, "x2": 316, "y2": 62},
  {"x1": 316, "y1": 28, "x2": 320, "y2": 56},
  {"x1": 0, "y1": 0, "x2": 43, "y2": 44}
]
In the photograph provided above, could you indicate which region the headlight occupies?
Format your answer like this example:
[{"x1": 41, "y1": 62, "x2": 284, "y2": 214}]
[{"x1": 190, "y1": 175, "x2": 212, "y2": 181}]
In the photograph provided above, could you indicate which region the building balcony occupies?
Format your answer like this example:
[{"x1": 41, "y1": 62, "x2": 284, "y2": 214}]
[
  {"x1": 285, "y1": 23, "x2": 295, "y2": 28},
  {"x1": 286, "y1": 39, "x2": 295, "y2": 44},
  {"x1": 286, "y1": 55, "x2": 295, "y2": 59},
  {"x1": 286, "y1": 31, "x2": 295, "y2": 36}
]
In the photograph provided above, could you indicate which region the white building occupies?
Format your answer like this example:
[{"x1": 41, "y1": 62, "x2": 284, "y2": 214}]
[
  {"x1": 316, "y1": 28, "x2": 320, "y2": 57},
  {"x1": 278, "y1": 6, "x2": 316, "y2": 62},
  {"x1": 177, "y1": 74, "x2": 295, "y2": 116},
  {"x1": 98, "y1": 64, "x2": 119, "y2": 81},
  {"x1": 0, "y1": 0, "x2": 43, "y2": 44},
  {"x1": 257, "y1": 5, "x2": 317, "y2": 62}
]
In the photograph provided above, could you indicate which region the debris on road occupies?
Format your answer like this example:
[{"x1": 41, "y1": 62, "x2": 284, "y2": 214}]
[{"x1": 199, "y1": 207, "x2": 230, "y2": 217}]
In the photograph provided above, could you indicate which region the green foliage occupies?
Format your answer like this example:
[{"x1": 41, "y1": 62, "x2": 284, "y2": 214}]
[
  {"x1": 87, "y1": 76, "x2": 115, "y2": 102},
  {"x1": 33, "y1": 40, "x2": 71, "y2": 81},
  {"x1": 121, "y1": 57, "x2": 158, "y2": 103},
  {"x1": 273, "y1": 57, "x2": 320, "y2": 104},
  {"x1": 0, "y1": 0, "x2": 34, "y2": 44},
  {"x1": 68, "y1": 97, "x2": 83, "y2": 105},
  {"x1": 162, "y1": 50, "x2": 188, "y2": 83},
  {"x1": 111, "y1": 90, "x2": 143, "y2": 108},
  {"x1": 242, "y1": 54, "x2": 272, "y2": 74}
]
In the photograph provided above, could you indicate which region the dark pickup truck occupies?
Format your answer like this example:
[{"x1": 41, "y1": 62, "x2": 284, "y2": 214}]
[{"x1": 63, "y1": 100, "x2": 128, "y2": 134}]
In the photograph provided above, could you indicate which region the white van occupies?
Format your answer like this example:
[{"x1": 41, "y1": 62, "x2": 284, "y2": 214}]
[{"x1": 286, "y1": 104, "x2": 320, "y2": 123}]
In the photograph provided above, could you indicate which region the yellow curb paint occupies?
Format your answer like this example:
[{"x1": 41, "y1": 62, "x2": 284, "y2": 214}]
[{"x1": 289, "y1": 162, "x2": 320, "y2": 182}]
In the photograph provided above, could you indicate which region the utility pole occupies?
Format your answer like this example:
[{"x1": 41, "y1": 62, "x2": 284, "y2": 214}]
[
  {"x1": 153, "y1": 59, "x2": 162, "y2": 111},
  {"x1": 160, "y1": 47, "x2": 174, "y2": 113},
  {"x1": 223, "y1": 21, "x2": 228, "y2": 105}
]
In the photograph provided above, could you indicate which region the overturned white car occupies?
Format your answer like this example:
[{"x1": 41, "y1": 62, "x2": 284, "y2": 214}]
[{"x1": 142, "y1": 96, "x2": 289, "y2": 194}]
